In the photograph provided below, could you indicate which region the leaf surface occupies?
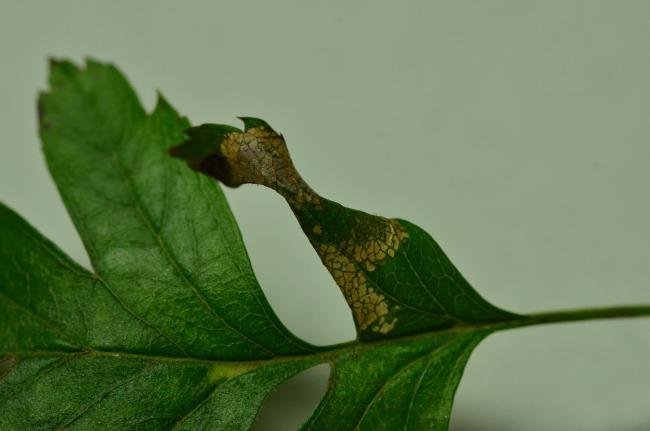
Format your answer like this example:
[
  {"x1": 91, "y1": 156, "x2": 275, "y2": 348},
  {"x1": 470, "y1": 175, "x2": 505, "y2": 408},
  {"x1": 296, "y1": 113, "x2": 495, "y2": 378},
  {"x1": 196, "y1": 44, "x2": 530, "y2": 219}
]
[
  {"x1": 0, "y1": 60, "x2": 520, "y2": 430},
  {"x1": 0, "y1": 201, "x2": 318, "y2": 430},
  {"x1": 302, "y1": 332, "x2": 487, "y2": 430},
  {"x1": 39, "y1": 61, "x2": 311, "y2": 359}
]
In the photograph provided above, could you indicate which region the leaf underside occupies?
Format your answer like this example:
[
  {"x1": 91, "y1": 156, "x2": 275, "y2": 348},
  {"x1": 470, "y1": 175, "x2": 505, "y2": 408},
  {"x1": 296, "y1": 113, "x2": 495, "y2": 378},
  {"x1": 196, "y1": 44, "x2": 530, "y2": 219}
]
[{"x1": 0, "y1": 60, "x2": 516, "y2": 430}]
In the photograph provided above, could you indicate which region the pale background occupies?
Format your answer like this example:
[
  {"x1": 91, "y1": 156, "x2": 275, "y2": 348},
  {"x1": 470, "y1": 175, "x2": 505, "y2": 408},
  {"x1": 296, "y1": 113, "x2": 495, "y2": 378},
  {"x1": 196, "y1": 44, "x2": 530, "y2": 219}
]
[{"x1": 1, "y1": 1, "x2": 649, "y2": 430}]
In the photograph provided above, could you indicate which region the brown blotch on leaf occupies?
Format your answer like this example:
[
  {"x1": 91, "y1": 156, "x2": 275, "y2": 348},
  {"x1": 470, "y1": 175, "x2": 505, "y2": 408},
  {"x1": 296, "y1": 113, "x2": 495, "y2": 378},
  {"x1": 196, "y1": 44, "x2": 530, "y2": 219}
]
[{"x1": 216, "y1": 127, "x2": 320, "y2": 206}]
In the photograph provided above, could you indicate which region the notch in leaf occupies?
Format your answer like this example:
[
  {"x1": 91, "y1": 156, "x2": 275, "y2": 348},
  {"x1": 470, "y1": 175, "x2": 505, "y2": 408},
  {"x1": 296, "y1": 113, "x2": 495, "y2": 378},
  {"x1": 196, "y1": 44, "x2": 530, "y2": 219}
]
[{"x1": 171, "y1": 119, "x2": 520, "y2": 340}]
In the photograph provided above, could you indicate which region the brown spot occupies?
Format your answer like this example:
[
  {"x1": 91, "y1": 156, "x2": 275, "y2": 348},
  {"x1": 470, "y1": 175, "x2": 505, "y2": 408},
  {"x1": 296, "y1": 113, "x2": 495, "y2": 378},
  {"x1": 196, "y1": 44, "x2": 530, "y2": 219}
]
[{"x1": 217, "y1": 127, "x2": 319, "y2": 207}]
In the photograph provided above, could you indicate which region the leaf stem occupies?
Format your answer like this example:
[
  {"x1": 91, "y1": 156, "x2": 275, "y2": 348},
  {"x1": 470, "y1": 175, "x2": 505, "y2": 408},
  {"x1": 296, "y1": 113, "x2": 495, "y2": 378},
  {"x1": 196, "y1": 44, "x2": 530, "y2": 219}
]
[{"x1": 490, "y1": 304, "x2": 650, "y2": 332}]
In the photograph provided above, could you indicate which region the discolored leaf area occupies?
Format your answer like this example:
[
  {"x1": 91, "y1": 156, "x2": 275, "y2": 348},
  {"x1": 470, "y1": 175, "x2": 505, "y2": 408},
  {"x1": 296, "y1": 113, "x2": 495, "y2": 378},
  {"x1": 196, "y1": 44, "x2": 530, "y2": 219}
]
[{"x1": 6, "y1": 59, "x2": 621, "y2": 430}]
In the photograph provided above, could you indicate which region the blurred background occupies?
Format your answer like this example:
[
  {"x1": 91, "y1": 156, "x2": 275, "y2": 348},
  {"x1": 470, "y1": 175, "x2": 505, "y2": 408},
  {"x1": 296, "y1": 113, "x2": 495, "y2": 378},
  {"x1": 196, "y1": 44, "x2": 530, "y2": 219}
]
[{"x1": 1, "y1": 1, "x2": 649, "y2": 429}]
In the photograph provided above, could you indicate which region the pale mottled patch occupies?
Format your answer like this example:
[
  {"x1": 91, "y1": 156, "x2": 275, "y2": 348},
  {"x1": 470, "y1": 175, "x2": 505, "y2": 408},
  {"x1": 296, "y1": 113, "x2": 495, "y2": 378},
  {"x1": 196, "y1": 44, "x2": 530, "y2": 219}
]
[
  {"x1": 220, "y1": 127, "x2": 320, "y2": 206},
  {"x1": 343, "y1": 219, "x2": 408, "y2": 272},
  {"x1": 316, "y1": 219, "x2": 408, "y2": 334}
]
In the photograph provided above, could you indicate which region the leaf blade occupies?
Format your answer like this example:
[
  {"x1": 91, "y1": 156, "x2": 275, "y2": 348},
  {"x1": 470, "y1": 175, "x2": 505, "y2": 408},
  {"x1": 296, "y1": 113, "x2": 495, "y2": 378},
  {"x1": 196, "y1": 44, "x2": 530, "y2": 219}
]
[
  {"x1": 0, "y1": 203, "x2": 179, "y2": 355},
  {"x1": 39, "y1": 60, "x2": 312, "y2": 359},
  {"x1": 302, "y1": 332, "x2": 487, "y2": 431}
]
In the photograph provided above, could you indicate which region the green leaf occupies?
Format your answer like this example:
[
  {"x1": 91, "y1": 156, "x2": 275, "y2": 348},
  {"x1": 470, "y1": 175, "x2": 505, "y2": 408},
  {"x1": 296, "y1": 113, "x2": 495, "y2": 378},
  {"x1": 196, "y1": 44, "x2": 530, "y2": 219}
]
[
  {"x1": 302, "y1": 332, "x2": 487, "y2": 430},
  {"x1": 38, "y1": 60, "x2": 311, "y2": 359},
  {"x1": 4, "y1": 59, "x2": 648, "y2": 430},
  {"x1": 172, "y1": 118, "x2": 519, "y2": 340}
]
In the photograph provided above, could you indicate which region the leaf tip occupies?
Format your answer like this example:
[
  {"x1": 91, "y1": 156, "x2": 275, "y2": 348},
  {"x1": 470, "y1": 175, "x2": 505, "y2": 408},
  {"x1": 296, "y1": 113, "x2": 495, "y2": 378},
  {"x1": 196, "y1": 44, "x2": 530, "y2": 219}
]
[
  {"x1": 83, "y1": 56, "x2": 116, "y2": 73},
  {"x1": 46, "y1": 57, "x2": 80, "y2": 88},
  {"x1": 154, "y1": 89, "x2": 170, "y2": 108},
  {"x1": 238, "y1": 116, "x2": 275, "y2": 132}
]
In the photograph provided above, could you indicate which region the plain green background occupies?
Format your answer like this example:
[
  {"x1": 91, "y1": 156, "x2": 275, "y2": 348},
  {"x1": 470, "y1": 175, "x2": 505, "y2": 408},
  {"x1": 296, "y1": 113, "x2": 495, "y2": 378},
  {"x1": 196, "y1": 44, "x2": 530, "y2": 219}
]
[{"x1": 1, "y1": 1, "x2": 649, "y2": 429}]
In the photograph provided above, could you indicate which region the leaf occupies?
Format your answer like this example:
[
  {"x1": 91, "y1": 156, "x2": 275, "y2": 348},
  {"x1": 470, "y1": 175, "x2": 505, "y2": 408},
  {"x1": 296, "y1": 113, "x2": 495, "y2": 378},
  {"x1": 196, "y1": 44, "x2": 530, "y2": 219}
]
[
  {"x1": 171, "y1": 119, "x2": 520, "y2": 340},
  {"x1": 10, "y1": 59, "x2": 644, "y2": 431}
]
